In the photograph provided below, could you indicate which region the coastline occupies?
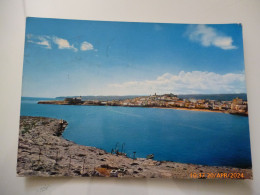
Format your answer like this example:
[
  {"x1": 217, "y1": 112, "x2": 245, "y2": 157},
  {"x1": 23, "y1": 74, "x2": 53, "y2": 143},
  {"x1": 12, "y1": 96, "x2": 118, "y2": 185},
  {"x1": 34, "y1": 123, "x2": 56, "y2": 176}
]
[
  {"x1": 38, "y1": 100, "x2": 247, "y2": 116},
  {"x1": 17, "y1": 116, "x2": 252, "y2": 179},
  {"x1": 151, "y1": 106, "x2": 227, "y2": 113}
]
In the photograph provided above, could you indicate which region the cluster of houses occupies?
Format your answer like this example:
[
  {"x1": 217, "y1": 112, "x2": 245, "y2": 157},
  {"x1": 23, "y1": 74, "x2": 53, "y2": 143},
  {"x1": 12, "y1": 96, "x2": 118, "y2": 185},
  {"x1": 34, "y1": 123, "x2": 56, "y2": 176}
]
[{"x1": 74, "y1": 93, "x2": 248, "y2": 114}]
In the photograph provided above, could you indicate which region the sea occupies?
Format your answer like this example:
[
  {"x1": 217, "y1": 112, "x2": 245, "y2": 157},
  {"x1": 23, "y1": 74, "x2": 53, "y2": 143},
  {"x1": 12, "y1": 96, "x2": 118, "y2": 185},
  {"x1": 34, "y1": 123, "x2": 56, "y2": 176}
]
[{"x1": 20, "y1": 96, "x2": 252, "y2": 168}]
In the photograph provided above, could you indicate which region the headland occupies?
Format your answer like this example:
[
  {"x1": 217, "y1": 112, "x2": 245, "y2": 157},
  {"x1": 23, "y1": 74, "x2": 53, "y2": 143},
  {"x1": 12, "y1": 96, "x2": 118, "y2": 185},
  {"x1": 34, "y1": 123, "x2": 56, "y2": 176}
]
[{"x1": 38, "y1": 94, "x2": 248, "y2": 116}]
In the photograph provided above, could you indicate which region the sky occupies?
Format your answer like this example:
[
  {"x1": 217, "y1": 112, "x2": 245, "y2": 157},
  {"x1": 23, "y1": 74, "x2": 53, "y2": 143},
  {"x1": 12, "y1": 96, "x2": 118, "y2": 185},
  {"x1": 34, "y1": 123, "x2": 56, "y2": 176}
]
[{"x1": 22, "y1": 17, "x2": 247, "y2": 97}]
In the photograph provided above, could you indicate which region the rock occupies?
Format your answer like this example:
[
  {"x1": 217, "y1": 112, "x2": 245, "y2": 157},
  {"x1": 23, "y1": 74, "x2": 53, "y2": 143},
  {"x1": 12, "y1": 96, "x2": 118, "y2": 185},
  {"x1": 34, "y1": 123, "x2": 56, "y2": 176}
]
[
  {"x1": 82, "y1": 173, "x2": 90, "y2": 177},
  {"x1": 130, "y1": 163, "x2": 139, "y2": 166},
  {"x1": 16, "y1": 116, "x2": 253, "y2": 179},
  {"x1": 78, "y1": 154, "x2": 86, "y2": 157}
]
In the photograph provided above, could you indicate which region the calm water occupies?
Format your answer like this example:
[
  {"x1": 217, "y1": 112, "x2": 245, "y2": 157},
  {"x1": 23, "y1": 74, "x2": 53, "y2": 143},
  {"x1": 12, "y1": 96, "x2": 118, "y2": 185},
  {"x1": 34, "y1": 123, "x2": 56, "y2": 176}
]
[{"x1": 20, "y1": 97, "x2": 252, "y2": 168}]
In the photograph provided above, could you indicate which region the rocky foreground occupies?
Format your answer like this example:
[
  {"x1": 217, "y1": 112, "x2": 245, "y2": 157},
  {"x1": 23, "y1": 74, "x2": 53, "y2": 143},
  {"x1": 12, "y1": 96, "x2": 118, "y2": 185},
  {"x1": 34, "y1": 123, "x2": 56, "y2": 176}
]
[{"x1": 17, "y1": 116, "x2": 252, "y2": 179}]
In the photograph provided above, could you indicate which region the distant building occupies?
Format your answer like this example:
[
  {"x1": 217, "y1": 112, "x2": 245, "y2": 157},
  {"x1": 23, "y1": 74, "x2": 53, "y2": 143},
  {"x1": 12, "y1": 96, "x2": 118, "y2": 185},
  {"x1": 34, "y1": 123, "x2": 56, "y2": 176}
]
[
  {"x1": 167, "y1": 102, "x2": 176, "y2": 107},
  {"x1": 175, "y1": 100, "x2": 185, "y2": 107},
  {"x1": 235, "y1": 104, "x2": 247, "y2": 112},
  {"x1": 190, "y1": 99, "x2": 197, "y2": 103},
  {"x1": 231, "y1": 97, "x2": 243, "y2": 110}
]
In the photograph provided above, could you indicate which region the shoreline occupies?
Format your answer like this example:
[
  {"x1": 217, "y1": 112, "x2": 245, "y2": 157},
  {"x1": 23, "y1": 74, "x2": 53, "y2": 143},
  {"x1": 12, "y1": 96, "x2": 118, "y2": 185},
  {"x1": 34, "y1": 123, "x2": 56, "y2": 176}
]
[
  {"x1": 17, "y1": 116, "x2": 252, "y2": 179},
  {"x1": 38, "y1": 100, "x2": 247, "y2": 116},
  {"x1": 150, "y1": 106, "x2": 227, "y2": 113}
]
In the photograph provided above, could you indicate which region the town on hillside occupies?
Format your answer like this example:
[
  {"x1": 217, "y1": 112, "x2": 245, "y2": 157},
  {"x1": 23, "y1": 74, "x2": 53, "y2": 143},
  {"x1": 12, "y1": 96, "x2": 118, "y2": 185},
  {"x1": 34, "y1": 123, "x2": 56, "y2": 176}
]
[{"x1": 38, "y1": 93, "x2": 248, "y2": 116}]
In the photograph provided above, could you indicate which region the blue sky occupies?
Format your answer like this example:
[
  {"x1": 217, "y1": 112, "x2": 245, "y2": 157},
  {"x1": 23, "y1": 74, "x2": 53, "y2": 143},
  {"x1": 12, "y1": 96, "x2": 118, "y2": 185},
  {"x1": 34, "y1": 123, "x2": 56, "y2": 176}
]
[{"x1": 22, "y1": 17, "x2": 247, "y2": 97}]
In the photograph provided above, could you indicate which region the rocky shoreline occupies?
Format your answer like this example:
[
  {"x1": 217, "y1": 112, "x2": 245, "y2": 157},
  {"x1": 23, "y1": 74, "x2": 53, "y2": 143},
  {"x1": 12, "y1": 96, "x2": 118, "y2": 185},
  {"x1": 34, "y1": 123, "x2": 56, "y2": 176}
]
[{"x1": 17, "y1": 116, "x2": 252, "y2": 179}]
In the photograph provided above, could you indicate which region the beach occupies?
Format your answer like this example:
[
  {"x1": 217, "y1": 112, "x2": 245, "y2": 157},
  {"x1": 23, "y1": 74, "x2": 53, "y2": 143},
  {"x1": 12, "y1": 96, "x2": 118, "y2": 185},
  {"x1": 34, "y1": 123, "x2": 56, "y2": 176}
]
[
  {"x1": 151, "y1": 106, "x2": 227, "y2": 113},
  {"x1": 17, "y1": 116, "x2": 252, "y2": 179}
]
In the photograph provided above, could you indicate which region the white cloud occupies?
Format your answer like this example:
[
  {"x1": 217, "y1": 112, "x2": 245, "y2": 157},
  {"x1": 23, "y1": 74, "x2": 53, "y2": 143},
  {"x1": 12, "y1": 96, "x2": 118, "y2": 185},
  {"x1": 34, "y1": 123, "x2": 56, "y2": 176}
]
[
  {"x1": 36, "y1": 40, "x2": 51, "y2": 49},
  {"x1": 80, "y1": 41, "x2": 94, "y2": 51},
  {"x1": 26, "y1": 34, "x2": 51, "y2": 49},
  {"x1": 26, "y1": 34, "x2": 95, "y2": 52},
  {"x1": 52, "y1": 37, "x2": 78, "y2": 52},
  {"x1": 108, "y1": 71, "x2": 246, "y2": 95},
  {"x1": 186, "y1": 25, "x2": 237, "y2": 50}
]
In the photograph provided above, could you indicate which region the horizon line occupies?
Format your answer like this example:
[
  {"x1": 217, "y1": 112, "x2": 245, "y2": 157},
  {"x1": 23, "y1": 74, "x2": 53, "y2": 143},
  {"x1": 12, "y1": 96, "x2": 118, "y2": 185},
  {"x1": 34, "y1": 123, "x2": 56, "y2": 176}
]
[{"x1": 21, "y1": 92, "x2": 247, "y2": 99}]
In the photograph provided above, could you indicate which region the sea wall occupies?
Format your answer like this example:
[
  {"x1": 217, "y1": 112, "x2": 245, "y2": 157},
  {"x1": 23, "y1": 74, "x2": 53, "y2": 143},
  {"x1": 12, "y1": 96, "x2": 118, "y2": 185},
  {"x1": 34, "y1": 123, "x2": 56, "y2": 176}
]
[{"x1": 17, "y1": 116, "x2": 252, "y2": 179}]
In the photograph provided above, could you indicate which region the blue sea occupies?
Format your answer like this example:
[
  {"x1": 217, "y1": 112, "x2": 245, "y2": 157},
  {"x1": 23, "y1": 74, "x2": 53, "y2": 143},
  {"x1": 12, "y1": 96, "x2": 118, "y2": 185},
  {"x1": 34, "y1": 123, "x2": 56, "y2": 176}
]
[{"x1": 20, "y1": 97, "x2": 252, "y2": 168}]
